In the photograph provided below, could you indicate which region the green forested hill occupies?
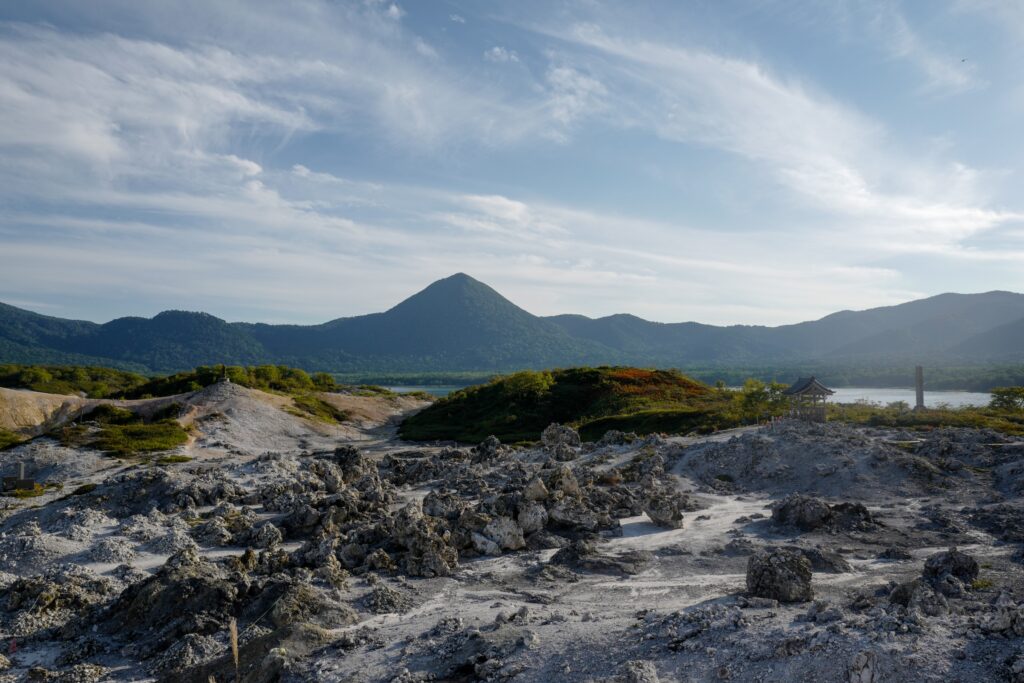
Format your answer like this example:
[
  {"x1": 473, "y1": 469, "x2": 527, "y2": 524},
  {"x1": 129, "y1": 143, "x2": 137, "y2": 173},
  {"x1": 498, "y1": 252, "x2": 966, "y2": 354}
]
[
  {"x1": 399, "y1": 366, "x2": 726, "y2": 442},
  {"x1": 2, "y1": 274, "x2": 1024, "y2": 378}
]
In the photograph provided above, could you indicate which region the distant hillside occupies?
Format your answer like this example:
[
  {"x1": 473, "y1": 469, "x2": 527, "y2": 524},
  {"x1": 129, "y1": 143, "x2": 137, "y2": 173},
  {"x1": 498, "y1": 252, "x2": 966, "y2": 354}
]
[
  {"x1": 241, "y1": 273, "x2": 610, "y2": 371},
  {"x1": 952, "y1": 317, "x2": 1024, "y2": 360},
  {"x1": 2, "y1": 274, "x2": 1024, "y2": 375}
]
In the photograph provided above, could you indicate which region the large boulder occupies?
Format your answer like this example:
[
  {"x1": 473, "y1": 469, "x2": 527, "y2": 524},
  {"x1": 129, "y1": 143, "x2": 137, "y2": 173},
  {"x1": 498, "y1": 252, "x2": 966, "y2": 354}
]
[
  {"x1": 829, "y1": 502, "x2": 875, "y2": 531},
  {"x1": 542, "y1": 423, "x2": 581, "y2": 448},
  {"x1": 746, "y1": 548, "x2": 814, "y2": 603},
  {"x1": 783, "y1": 546, "x2": 852, "y2": 573},
  {"x1": 889, "y1": 578, "x2": 949, "y2": 616},
  {"x1": 771, "y1": 494, "x2": 832, "y2": 531},
  {"x1": 390, "y1": 501, "x2": 459, "y2": 577},
  {"x1": 472, "y1": 436, "x2": 506, "y2": 463},
  {"x1": 480, "y1": 516, "x2": 526, "y2": 551},
  {"x1": 517, "y1": 502, "x2": 549, "y2": 535},
  {"x1": 546, "y1": 465, "x2": 582, "y2": 498},
  {"x1": 522, "y1": 476, "x2": 549, "y2": 502},
  {"x1": 771, "y1": 494, "x2": 874, "y2": 532},
  {"x1": 542, "y1": 424, "x2": 581, "y2": 461},
  {"x1": 643, "y1": 491, "x2": 689, "y2": 529},
  {"x1": 923, "y1": 547, "x2": 979, "y2": 596}
]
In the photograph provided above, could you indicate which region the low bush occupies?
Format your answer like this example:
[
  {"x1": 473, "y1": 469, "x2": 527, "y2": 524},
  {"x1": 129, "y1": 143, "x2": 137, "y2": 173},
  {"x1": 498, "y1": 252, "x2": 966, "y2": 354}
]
[
  {"x1": 157, "y1": 455, "x2": 193, "y2": 464},
  {"x1": 0, "y1": 427, "x2": 24, "y2": 450},
  {"x1": 82, "y1": 404, "x2": 138, "y2": 425},
  {"x1": 8, "y1": 483, "x2": 46, "y2": 498}
]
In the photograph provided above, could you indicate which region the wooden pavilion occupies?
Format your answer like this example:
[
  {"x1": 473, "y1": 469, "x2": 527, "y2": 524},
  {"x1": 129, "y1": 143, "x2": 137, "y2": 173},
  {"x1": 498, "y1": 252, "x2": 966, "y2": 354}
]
[{"x1": 782, "y1": 376, "x2": 834, "y2": 422}]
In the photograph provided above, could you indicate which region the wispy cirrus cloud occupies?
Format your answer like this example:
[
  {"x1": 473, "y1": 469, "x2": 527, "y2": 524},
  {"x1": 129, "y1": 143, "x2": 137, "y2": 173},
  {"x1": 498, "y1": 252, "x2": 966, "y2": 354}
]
[
  {"x1": 538, "y1": 22, "x2": 1018, "y2": 251},
  {"x1": 863, "y1": 0, "x2": 980, "y2": 95}
]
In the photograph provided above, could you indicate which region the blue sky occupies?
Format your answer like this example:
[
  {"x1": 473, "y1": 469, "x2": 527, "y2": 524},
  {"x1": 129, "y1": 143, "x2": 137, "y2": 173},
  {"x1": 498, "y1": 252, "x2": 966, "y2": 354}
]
[{"x1": 1, "y1": 0, "x2": 1022, "y2": 326}]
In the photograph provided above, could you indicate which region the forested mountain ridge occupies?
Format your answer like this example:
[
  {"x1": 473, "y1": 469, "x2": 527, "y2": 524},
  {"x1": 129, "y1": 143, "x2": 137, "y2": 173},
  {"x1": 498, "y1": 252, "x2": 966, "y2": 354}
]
[{"x1": 2, "y1": 274, "x2": 1023, "y2": 373}]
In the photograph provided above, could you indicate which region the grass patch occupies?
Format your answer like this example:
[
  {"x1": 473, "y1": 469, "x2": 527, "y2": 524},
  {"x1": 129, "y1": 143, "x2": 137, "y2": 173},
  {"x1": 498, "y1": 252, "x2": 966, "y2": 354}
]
[
  {"x1": 0, "y1": 427, "x2": 25, "y2": 450},
  {"x1": 828, "y1": 402, "x2": 1024, "y2": 436},
  {"x1": 288, "y1": 395, "x2": 352, "y2": 424},
  {"x1": 8, "y1": 483, "x2": 46, "y2": 498},
  {"x1": 971, "y1": 578, "x2": 995, "y2": 590},
  {"x1": 157, "y1": 455, "x2": 193, "y2": 465},
  {"x1": 6, "y1": 482, "x2": 61, "y2": 498},
  {"x1": 92, "y1": 420, "x2": 189, "y2": 457},
  {"x1": 68, "y1": 483, "x2": 98, "y2": 496}
]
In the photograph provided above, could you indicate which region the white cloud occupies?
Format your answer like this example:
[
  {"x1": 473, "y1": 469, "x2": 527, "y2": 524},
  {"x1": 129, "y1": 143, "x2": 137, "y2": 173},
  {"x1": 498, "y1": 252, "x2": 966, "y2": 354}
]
[
  {"x1": 545, "y1": 65, "x2": 606, "y2": 128},
  {"x1": 484, "y1": 46, "x2": 519, "y2": 63},
  {"x1": 547, "y1": 23, "x2": 1018, "y2": 252},
  {"x1": 450, "y1": 14, "x2": 466, "y2": 24}
]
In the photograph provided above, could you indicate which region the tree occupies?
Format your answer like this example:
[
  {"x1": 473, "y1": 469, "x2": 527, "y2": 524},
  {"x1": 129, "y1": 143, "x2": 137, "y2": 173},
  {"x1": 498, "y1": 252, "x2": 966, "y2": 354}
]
[
  {"x1": 990, "y1": 387, "x2": 1024, "y2": 411},
  {"x1": 18, "y1": 367, "x2": 52, "y2": 387},
  {"x1": 312, "y1": 372, "x2": 336, "y2": 391}
]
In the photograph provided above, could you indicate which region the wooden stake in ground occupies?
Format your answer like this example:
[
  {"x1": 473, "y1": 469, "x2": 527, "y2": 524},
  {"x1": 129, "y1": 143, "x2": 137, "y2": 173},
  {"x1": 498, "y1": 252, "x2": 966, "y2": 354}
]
[{"x1": 229, "y1": 618, "x2": 240, "y2": 683}]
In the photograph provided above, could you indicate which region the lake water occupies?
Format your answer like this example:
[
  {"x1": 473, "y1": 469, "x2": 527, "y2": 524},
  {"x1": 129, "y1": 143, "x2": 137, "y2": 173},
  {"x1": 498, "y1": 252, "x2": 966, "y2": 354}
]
[
  {"x1": 386, "y1": 384, "x2": 993, "y2": 407},
  {"x1": 827, "y1": 387, "x2": 991, "y2": 408}
]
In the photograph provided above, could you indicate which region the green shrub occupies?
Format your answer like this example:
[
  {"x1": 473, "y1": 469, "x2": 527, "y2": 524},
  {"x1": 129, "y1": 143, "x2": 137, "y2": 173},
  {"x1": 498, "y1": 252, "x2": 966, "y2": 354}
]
[
  {"x1": 9, "y1": 483, "x2": 46, "y2": 498},
  {"x1": 990, "y1": 387, "x2": 1024, "y2": 411},
  {"x1": 59, "y1": 424, "x2": 90, "y2": 448},
  {"x1": 82, "y1": 404, "x2": 138, "y2": 425},
  {"x1": 157, "y1": 455, "x2": 193, "y2": 464},
  {"x1": 149, "y1": 402, "x2": 184, "y2": 421},
  {"x1": 0, "y1": 428, "x2": 24, "y2": 450},
  {"x1": 68, "y1": 483, "x2": 98, "y2": 496}
]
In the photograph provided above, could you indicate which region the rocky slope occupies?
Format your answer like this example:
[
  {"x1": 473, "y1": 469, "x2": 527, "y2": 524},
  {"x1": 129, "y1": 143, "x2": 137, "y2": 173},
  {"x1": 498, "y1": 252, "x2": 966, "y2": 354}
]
[{"x1": 1, "y1": 397, "x2": 1023, "y2": 682}]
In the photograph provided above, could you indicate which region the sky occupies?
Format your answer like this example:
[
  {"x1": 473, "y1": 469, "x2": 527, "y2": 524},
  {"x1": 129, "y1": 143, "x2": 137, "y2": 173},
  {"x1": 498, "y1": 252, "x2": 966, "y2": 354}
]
[{"x1": 1, "y1": 0, "x2": 1023, "y2": 327}]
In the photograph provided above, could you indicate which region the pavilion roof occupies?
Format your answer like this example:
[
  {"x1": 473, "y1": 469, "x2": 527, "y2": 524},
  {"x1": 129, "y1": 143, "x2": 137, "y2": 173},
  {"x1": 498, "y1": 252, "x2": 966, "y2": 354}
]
[{"x1": 782, "y1": 376, "x2": 835, "y2": 396}]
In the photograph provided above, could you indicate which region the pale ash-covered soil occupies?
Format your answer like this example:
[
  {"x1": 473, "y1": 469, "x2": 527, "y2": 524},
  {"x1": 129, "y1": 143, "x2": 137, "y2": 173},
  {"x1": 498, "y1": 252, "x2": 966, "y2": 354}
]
[{"x1": 0, "y1": 386, "x2": 1023, "y2": 683}]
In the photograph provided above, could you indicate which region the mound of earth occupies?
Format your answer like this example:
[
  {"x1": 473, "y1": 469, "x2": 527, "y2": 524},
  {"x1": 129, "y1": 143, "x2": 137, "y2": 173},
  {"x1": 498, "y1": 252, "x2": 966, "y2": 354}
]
[{"x1": 673, "y1": 421, "x2": 997, "y2": 500}]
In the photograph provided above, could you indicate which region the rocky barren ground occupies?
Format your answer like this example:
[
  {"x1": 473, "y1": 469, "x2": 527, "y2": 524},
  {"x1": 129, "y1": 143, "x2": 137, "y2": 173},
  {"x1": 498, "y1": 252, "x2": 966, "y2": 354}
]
[{"x1": 1, "y1": 383, "x2": 1024, "y2": 682}]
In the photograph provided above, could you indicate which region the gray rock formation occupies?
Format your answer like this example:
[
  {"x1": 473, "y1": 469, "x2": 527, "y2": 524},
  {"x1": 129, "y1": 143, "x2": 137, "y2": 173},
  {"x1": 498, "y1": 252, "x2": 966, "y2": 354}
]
[
  {"x1": 923, "y1": 547, "x2": 979, "y2": 596},
  {"x1": 746, "y1": 548, "x2": 814, "y2": 602}
]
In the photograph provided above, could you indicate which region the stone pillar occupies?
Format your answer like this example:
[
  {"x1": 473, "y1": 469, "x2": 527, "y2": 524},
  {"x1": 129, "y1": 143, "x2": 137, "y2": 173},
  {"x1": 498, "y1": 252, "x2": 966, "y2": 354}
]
[{"x1": 914, "y1": 366, "x2": 924, "y2": 410}]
